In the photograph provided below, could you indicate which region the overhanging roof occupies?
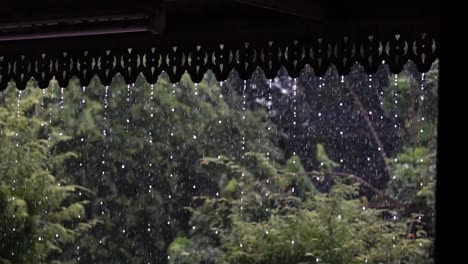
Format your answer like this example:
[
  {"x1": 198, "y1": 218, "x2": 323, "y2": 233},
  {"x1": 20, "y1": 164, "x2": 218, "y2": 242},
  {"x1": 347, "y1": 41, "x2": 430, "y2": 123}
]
[{"x1": 0, "y1": 0, "x2": 440, "y2": 90}]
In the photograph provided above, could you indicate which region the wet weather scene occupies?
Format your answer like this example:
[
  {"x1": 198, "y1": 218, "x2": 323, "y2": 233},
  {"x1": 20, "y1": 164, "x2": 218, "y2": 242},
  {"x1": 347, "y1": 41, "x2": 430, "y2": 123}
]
[{"x1": 1, "y1": 61, "x2": 438, "y2": 263}]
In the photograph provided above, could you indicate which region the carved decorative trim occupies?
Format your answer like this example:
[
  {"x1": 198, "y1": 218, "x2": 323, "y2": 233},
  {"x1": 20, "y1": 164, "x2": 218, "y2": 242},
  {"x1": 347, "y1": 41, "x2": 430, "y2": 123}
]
[{"x1": 0, "y1": 33, "x2": 438, "y2": 90}]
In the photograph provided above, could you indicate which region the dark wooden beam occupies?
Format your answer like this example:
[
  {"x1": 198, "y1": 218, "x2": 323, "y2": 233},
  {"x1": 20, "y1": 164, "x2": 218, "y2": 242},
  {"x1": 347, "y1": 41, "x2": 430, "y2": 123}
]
[
  {"x1": 0, "y1": 0, "x2": 439, "y2": 50},
  {"x1": 233, "y1": 0, "x2": 320, "y2": 20}
]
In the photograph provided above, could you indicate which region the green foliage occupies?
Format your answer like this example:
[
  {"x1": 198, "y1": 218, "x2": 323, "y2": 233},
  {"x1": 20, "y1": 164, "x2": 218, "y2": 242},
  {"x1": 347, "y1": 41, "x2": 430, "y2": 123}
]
[
  {"x1": 0, "y1": 83, "x2": 95, "y2": 263},
  {"x1": 170, "y1": 153, "x2": 433, "y2": 264},
  {"x1": 1, "y1": 72, "x2": 281, "y2": 263},
  {"x1": 0, "y1": 62, "x2": 437, "y2": 263},
  {"x1": 316, "y1": 143, "x2": 339, "y2": 171},
  {"x1": 381, "y1": 61, "x2": 438, "y2": 146}
]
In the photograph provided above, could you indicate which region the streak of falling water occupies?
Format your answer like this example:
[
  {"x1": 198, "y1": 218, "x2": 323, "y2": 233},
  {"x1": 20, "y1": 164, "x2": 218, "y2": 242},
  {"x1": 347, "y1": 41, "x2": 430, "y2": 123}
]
[
  {"x1": 240, "y1": 80, "x2": 247, "y2": 214},
  {"x1": 419, "y1": 72, "x2": 426, "y2": 186},
  {"x1": 80, "y1": 86, "x2": 86, "y2": 112},
  {"x1": 101, "y1": 86, "x2": 109, "y2": 182},
  {"x1": 39, "y1": 89, "x2": 46, "y2": 122},
  {"x1": 266, "y1": 79, "x2": 273, "y2": 160},
  {"x1": 127, "y1": 84, "x2": 131, "y2": 102},
  {"x1": 103, "y1": 86, "x2": 109, "y2": 123},
  {"x1": 339, "y1": 76, "x2": 345, "y2": 165},
  {"x1": 148, "y1": 84, "x2": 155, "y2": 191},
  {"x1": 16, "y1": 90, "x2": 22, "y2": 118},
  {"x1": 60, "y1": 87, "x2": 64, "y2": 109},
  {"x1": 15, "y1": 90, "x2": 22, "y2": 148},
  {"x1": 47, "y1": 81, "x2": 55, "y2": 156},
  {"x1": 150, "y1": 84, "x2": 154, "y2": 118},
  {"x1": 192, "y1": 83, "x2": 198, "y2": 141},
  {"x1": 393, "y1": 74, "x2": 399, "y2": 129},
  {"x1": 420, "y1": 73, "x2": 426, "y2": 130},
  {"x1": 241, "y1": 80, "x2": 247, "y2": 159},
  {"x1": 80, "y1": 86, "x2": 87, "y2": 170},
  {"x1": 292, "y1": 78, "x2": 297, "y2": 153},
  {"x1": 59, "y1": 87, "x2": 65, "y2": 135},
  {"x1": 168, "y1": 83, "x2": 177, "y2": 205},
  {"x1": 420, "y1": 72, "x2": 426, "y2": 119},
  {"x1": 318, "y1": 76, "x2": 326, "y2": 89},
  {"x1": 367, "y1": 74, "x2": 374, "y2": 118},
  {"x1": 292, "y1": 78, "x2": 298, "y2": 184},
  {"x1": 219, "y1": 81, "x2": 224, "y2": 98},
  {"x1": 126, "y1": 84, "x2": 131, "y2": 132},
  {"x1": 268, "y1": 80, "x2": 273, "y2": 115}
]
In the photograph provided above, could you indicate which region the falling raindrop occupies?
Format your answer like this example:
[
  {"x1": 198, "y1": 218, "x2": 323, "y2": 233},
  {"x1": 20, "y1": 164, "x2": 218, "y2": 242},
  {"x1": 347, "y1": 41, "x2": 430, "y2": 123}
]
[
  {"x1": 150, "y1": 84, "x2": 155, "y2": 118},
  {"x1": 292, "y1": 78, "x2": 298, "y2": 161},
  {"x1": 368, "y1": 74, "x2": 373, "y2": 88},
  {"x1": 127, "y1": 84, "x2": 131, "y2": 102},
  {"x1": 125, "y1": 85, "x2": 132, "y2": 132},
  {"x1": 16, "y1": 90, "x2": 22, "y2": 118},
  {"x1": 241, "y1": 81, "x2": 247, "y2": 158},
  {"x1": 60, "y1": 87, "x2": 64, "y2": 109},
  {"x1": 420, "y1": 72, "x2": 426, "y2": 91},
  {"x1": 239, "y1": 79, "x2": 247, "y2": 216},
  {"x1": 103, "y1": 86, "x2": 109, "y2": 123},
  {"x1": 15, "y1": 90, "x2": 23, "y2": 149}
]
